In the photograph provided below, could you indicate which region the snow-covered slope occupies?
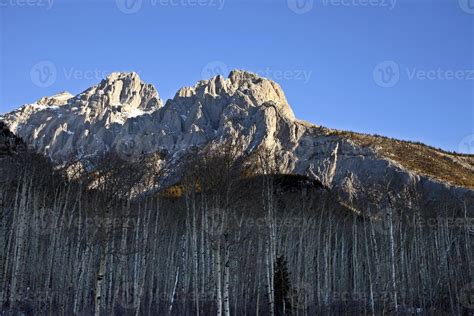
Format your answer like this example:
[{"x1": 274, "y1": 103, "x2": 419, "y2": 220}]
[{"x1": 1, "y1": 70, "x2": 473, "y2": 211}]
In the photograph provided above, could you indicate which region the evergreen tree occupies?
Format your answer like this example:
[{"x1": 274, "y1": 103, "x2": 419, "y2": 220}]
[{"x1": 274, "y1": 255, "x2": 292, "y2": 315}]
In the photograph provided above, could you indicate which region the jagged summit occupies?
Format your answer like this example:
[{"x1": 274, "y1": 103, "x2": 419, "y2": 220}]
[
  {"x1": 1, "y1": 69, "x2": 298, "y2": 161},
  {"x1": 106, "y1": 71, "x2": 141, "y2": 81},
  {"x1": 80, "y1": 71, "x2": 162, "y2": 112},
  {"x1": 174, "y1": 69, "x2": 295, "y2": 120}
]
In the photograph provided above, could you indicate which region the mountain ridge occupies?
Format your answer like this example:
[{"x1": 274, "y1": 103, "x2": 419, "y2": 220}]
[{"x1": 1, "y1": 70, "x2": 473, "y2": 211}]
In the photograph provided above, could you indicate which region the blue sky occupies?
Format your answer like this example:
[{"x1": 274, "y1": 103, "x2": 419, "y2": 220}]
[{"x1": 0, "y1": 0, "x2": 473, "y2": 152}]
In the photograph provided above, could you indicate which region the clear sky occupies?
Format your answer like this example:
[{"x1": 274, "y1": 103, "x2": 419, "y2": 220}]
[{"x1": 0, "y1": 0, "x2": 473, "y2": 153}]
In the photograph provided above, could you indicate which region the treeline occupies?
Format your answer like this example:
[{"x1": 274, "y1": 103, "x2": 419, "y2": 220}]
[{"x1": 0, "y1": 143, "x2": 473, "y2": 315}]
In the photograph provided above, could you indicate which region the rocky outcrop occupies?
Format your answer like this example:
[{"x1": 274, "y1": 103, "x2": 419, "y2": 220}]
[
  {"x1": 1, "y1": 70, "x2": 472, "y2": 211},
  {"x1": 1, "y1": 72, "x2": 162, "y2": 160},
  {"x1": 0, "y1": 122, "x2": 25, "y2": 156}
]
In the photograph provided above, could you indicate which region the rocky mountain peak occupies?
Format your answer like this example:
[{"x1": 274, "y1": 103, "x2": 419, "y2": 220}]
[
  {"x1": 228, "y1": 69, "x2": 294, "y2": 119},
  {"x1": 174, "y1": 70, "x2": 295, "y2": 120},
  {"x1": 79, "y1": 71, "x2": 163, "y2": 113},
  {"x1": 106, "y1": 71, "x2": 140, "y2": 81}
]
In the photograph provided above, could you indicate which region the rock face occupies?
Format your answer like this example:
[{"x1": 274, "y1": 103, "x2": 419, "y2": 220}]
[
  {"x1": 1, "y1": 70, "x2": 473, "y2": 211},
  {"x1": 1, "y1": 72, "x2": 162, "y2": 160},
  {"x1": 0, "y1": 122, "x2": 25, "y2": 156}
]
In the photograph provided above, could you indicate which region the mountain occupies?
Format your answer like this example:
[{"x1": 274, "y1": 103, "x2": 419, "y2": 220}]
[{"x1": 1, "y1": 70, "x2": 473, "y2": 211}]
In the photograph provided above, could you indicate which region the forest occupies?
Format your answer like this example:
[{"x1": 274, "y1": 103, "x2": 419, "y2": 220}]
[{"x1": 0, "y1": 142, "x2": 473, "y2": 315}]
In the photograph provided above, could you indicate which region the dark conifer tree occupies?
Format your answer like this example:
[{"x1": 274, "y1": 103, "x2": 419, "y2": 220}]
[{"x1": 274, "y1": 255, "x2": 292, "y2": 315}]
